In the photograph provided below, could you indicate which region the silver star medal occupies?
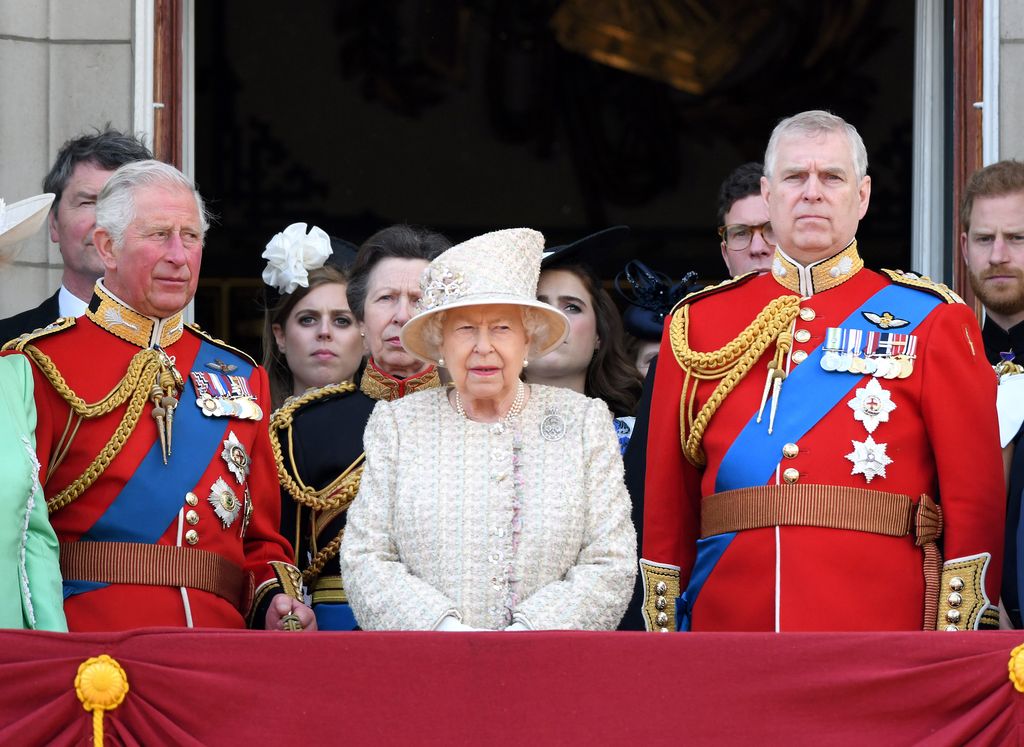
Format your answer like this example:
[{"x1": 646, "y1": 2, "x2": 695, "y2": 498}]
[
  {"x1": 845, "y1": 436, "x2": 893, "y2": 483},
  {"x1": 208, "y1": 477, "x2": 241, "y2": 528},
  {"x1": 847, "y1": 378, "x2": 896, "y2": 434},
  {"x1": 220, "y1": 430, "x2": 251, "y2": 484}
]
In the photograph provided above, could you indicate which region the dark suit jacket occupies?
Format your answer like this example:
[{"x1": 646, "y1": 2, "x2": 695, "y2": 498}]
[{"x1": 0, "y1": 290, "x2": 60, "y2": 346}]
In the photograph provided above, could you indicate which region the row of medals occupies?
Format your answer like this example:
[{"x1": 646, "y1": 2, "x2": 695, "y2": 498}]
[{"x1": 821, "y1": 350, "x2": 915, "y2": 379}]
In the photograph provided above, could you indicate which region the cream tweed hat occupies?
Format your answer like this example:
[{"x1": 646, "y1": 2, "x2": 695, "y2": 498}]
[
  {"x1": 0, "y1": 193, "x2": 55, "y2": 254},
  {"x1": 400, "y1": 227, "x2": 570, "y2": 365}
]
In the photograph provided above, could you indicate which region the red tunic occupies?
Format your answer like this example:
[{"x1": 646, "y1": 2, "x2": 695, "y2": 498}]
[
  {"x1": 9, "y1": 287, "x2": 296, "y2": 631},
  {"x1": 642, "y1": 245, "x2": 1004, "y2": 631}
]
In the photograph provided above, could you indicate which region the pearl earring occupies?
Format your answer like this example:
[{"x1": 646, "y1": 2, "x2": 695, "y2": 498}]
[
  {"x1": 437, "y1": 357, "x2": 445, "y2": 367},
  {"x1": 522, "y1": 359, "x2": 529, "y2": 368}
]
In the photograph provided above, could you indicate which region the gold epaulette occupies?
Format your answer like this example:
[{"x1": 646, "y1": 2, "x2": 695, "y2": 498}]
[
  {"x1": 669, "y1": 272, "x2": 758, "y2": 315},
  {"x1": 185, "y1": 322, "x2": 257, "y2": 366},
  {"x1": 2, "y1": 316, "x2": 76, "y2": 352},
  {"x1": 882, "y1": 268, "x2": 964, "y2": 305}
]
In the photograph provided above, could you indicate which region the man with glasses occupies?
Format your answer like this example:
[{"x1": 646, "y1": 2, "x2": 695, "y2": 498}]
[
  {"x1": 960, "y1": 160, "x2": 1024, "y2": 628},
  {"x1": 717, "y1": 162, "x2": 776, "y2": 277},
  {"x1": 639, "y1": 110, "x2": 1003, "y2": 633}
]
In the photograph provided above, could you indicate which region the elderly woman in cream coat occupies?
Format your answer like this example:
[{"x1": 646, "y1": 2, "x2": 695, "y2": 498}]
[{"x1": 339, "y1": 228, "x2": 636, "y2": 630}]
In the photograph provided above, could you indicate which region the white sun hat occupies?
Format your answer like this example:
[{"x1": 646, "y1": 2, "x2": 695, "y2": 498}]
[
  {"x1": 0, "y1": 193, "x2": 55, "y2": 253},
  {"x1": 399, "y1": 227, "x2": 570, "y2": 365}
]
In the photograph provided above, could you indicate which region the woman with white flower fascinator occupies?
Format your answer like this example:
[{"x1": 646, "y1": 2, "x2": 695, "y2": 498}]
[
  {"x1": 261, "y1": 222, "x2": 376, "y2": 630},
  {"x1": 260, "y1": 222, "x2": 364, "y2": 409},
  {"x1": 340, "y1": 227, "x2": 637, "y2": 631},
  {"x1": 0, "y1": 192, "x2": 67, "y2": 631}
]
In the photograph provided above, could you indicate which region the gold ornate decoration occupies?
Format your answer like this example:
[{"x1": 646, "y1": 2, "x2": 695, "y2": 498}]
[
  {"x1": 1009, "y1": 644, "x2": 1024, "y2": 693},
  {"x1": 639, "y1": 559, "x2": 680, "y2": 632},
  {"x1": 881, "y1": 268, "x2": 964, "y2": 305},
  {"x1": 771, "y1": 242, "x2": 864, "y2": 295},
  {"x1": 75, "y1": 654, "x2": 129, "y2": 747},
  {"x1": 359, "y1": 358, "x2": 441, "y2": 401},
  {"x1": 669, "y1": 295, "x2": 801, "y2": 466},
  {"x1": 935, "y1": 554, "x2": 996, "y2": 631},
  {"x1": 302, "y1": 531, "x2": 345, "y2": 584},
  {"x1": 269, "y1": 382, "x2": 364, "y2": 512},
  {"x1": 20, "y1": 344, "x2": 167, "y2": 512},
  {"x1": 1, "y1": 315, "x2": 76, "y2": 352},
  {"x1": 86, "y1": 286, "x2": 184, "y2": 348},
  {"x1": 550, "y1": 0, "x2": 771, "y2": 95}
]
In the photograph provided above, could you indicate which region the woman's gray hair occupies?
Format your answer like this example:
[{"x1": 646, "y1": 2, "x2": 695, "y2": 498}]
[
  {"x1": 763, "y1": 110, "x2": 868, "y2": 182},
  {"x1": 421, "y1": 305, "x2": 553, "y2": 360},
  {"x1": 95, "y1": 159, "x2": 210, "y2": 248}
]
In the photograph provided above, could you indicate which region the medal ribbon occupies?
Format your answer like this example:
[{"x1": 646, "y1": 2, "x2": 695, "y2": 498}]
[{"x1": 714, "y1": 284, "x2": 940, "y2": 492}]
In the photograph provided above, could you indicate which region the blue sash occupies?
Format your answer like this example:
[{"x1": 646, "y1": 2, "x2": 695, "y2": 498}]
[
  {"x1": 678, "y1": 532, "x2": 735, "y2": 631},
  {"x1": 64, "y1": 340, "x2": 252, "y2": 599},
  {"x1": 714, "y1": 284, "x2": 940, "y2": 492},
  {"x1": 314, "y1": 602, "x2": 358, "y2": 631}
]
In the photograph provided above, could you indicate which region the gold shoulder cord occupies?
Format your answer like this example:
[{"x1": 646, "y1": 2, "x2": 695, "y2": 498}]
[
  {"x1": 269, "y1": 383, "x2": 365, "y2": 583},
  {"x1": 22, "y1": 344, "x2": 164, "y2": 512},
  {"x1": 669, "y1": 295, "x2": 801, "y2": 467}
]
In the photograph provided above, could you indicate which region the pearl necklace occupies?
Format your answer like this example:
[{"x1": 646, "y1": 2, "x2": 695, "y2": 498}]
[{"x1": 454, "y1": 381, "x2": 526, "y2": 424}]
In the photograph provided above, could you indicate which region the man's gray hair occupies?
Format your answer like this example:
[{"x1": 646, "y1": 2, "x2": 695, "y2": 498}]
[
  {"x1": 95, "y1": 159, "x2": 210, "y2": 248},
  {"x1": 420, "y1": 306, "x2": 553, "y2": 360},
  {"x1": 763, "y1": 110, "x2": 868, "y2": 182}
]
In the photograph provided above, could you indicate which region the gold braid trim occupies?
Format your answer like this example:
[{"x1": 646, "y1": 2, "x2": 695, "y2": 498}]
[
  {"x1": 669, "y1": 295, "x2": 801, "y2": 467},
  {"x1": 302, "y1": 530, "x2": 344, "y2": 584},
  {"x1": 21, "y1": 345, "x2": 164, "y2": 512},
  {"x1": 269, "y1": 382, "x2": 365, "y2": 511}
]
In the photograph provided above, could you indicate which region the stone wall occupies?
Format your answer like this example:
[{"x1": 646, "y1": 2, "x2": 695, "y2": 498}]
[
  {"x1": 1002, "y1": 0, "x2": 1024, "y2": 159},
  {"x1": 0, "y1": 0, "x2": 135, "y2": 317}
]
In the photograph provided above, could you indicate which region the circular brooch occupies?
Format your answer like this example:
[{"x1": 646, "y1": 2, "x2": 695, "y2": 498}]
[{"x1": 540, "y1": 413, "x2": 566, "y2": 441}]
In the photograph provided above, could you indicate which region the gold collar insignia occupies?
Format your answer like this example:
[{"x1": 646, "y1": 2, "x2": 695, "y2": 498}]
[
  {"x1": 770, "y1": 241, "x2": 864, "y2": 296},
  {"x1": 359, "y1": 357, "x2": 441, "y2": 401},
  {"x1": 86, "y1": 282, "x2": 184, "y2": 349}
]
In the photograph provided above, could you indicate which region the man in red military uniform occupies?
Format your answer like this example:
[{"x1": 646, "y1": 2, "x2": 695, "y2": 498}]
[
  {"x1": 4, "y1": 160, "x2": 315, "y2": 632},
  {"x1": 640, "y1": 110, "x2": 1004, "y2": 632}
]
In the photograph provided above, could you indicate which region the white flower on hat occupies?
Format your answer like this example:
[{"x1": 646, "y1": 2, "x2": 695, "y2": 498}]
[
  {"x1": 261, "y1": 222, "x2": 332, "y2": 295},
  {"x1": 419, "y1": 263, "x2": 467, "y2": 312}
]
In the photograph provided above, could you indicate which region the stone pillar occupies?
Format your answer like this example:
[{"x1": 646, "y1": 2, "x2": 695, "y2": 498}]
[
  {"x1": 0, "y1": 0, "x2": 135, "y2": 317},
  {"x1": 1002, "y1": 0, "x2": 1024, "y2": 158}
]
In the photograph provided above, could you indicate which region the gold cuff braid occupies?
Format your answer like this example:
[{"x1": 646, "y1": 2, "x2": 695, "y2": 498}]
[
  {"x1": 639, "y1": 559, "x2": 680, "y2": 632},
  {"x1": 935, "y1": 554, "x2": 995, "y2": 631},
  {"x1": 669, "y1": 295, "x2": 800, "y2": 467}
]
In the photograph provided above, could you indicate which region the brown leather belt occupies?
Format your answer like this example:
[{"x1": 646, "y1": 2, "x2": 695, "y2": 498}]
[
  {"x1": 700, "y1": 484, "x2": 944, "y2": 629},
  {"x1": 60, "y1": 541, "x2": 246, "y2": 610}
]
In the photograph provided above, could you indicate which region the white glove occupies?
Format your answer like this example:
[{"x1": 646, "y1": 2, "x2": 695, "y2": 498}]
[{"x1": 434, "y1": 615, "x2": 482, "y2": 632}]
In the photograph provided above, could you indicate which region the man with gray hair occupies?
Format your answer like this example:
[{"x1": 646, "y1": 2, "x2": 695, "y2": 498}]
[
  {"x1": 3, "y1": 160, "x2": 316, "y2": 632},
  {"x1": 0, "y1": 127, "x2": 152, "y2": 342},
  {"x1": 639, "y1": 110, "x2": 1004, "y2": 633}
]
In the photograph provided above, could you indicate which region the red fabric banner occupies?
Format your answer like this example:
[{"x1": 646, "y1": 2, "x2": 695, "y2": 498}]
[{"x1": 2, "y1": 629, "x2": 1023, "y2": 745}]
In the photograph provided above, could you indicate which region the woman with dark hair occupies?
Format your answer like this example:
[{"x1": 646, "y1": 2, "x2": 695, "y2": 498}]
[
  {"x1": 526, "y1": 228, "x2": 643, "y2": 452},
  {"x1": 268, "y1": 223, "x2": 450, "y2": 630}
]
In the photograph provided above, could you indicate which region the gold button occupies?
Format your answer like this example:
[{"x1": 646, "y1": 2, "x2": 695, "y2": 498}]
[
  {"x1": 794, "y1": 329, "x2": 811, "y2": 344},
  {"x1": 946, "y1": 609, "x2": 960, "y2": 624},
  {"x1": 656, "y1": 612, "x2": 669, "y2": 626},
  {"x1": 185, "y1": 529, "x2": 199, "y2": 545},
  {"x1": 655, "y1": 581, "x2": 668, "y2": 595},
  {"x1": 658, "y1": 627, "x2": 669, "y2": 633},
  {"x1": 792, "y1": 350, "x2": 808, "y2": 364},
  {"x1": 185, "y1": 510, "x2": 199, "y2": 525},
  {"x1": 949, "y1": 576, "x2": 965, "y2": 592},
  {"x1": 782, "y1": 443, "x2": 799, "y2": 459},
  {"x1": 947, "y1": 592, "x2": 962, "y2": 607},
  {"x1": 185, "y1": 492, "x2": 198, "y2": 507},
  {"x1": 782, "y1": 467, "x2": 800, "y2": 484},
  {"x1": 944, "y1": 625, "x2": 959, "y2": 632},
  {"x1": 655, "y1": 597, "x2": 667, "y2": 610},
  {"x1": 799, "y1": 307, "x2": 816, "y2": 321}
]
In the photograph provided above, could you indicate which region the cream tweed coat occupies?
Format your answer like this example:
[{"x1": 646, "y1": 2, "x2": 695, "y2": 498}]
[{"x1": 339, "y1": 384, "x2": 637, "y2": 630}]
